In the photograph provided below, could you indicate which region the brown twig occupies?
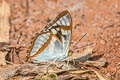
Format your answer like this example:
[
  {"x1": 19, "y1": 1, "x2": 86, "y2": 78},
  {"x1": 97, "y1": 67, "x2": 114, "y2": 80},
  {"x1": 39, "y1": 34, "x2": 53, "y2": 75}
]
[
  {"x1": 17, "y1": 32, "x2": 23, "y2": 44},
  {"x1": 26, "y1": 0, "x2": 29, "y2": 16}
]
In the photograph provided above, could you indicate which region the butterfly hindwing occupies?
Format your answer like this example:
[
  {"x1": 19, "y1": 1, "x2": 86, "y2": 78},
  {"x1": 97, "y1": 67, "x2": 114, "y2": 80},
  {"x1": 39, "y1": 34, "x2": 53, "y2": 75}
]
[{"x1": 29, "y1": 10, "x2": 72, "y2": 63}]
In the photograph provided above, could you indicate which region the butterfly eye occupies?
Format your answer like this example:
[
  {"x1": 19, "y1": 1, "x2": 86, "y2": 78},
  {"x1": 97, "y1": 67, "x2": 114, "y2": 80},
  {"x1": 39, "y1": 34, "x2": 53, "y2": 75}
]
[{"x1": 69, "y1": 50, "x2": 73, "y2": 56}]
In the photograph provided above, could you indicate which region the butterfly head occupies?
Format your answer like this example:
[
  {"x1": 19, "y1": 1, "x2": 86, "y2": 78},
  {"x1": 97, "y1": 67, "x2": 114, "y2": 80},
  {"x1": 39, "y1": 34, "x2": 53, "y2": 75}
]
[{"x1": 68, "y1": 50, "x2": 73, "y2": 56}]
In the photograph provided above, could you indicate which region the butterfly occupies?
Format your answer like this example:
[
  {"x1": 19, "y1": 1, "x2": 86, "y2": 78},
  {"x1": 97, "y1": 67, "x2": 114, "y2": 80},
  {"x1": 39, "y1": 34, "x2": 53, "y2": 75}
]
[{"x1": 28, "y1": 10, "x2": 72, "y2": 63}]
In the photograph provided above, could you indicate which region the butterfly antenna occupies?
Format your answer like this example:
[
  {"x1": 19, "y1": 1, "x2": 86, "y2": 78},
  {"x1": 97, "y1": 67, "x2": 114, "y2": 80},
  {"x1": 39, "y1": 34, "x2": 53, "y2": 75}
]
[
  {"x1": 72, "y1": 33, "x2": 87, "y2": 49},
  {"x1": 79, "y1": 42, "x2": 94, "y2": 48}
]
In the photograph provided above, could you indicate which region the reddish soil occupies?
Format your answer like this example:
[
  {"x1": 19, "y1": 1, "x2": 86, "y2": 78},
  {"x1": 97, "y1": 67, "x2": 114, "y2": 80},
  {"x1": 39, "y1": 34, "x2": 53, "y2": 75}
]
[{"x1": 6, "y1": 0, "x2": 120, "y2": 79}]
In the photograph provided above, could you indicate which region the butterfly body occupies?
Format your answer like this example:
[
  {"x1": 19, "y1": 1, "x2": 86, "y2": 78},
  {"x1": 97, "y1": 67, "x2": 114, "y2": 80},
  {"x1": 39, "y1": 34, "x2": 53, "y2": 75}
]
[{"x1": 29, "y1": 10, "x2": 72, "y2": 63}]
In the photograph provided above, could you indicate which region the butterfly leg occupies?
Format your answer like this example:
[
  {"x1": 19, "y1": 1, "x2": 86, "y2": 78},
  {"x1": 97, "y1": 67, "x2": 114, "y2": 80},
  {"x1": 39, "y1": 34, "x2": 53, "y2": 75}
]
[
  {"x1": 46, "y1": 63, "x2": 51, "y2": 69},
  {"x1": 61, "y1": 56, "x2": 70, "y2": 69},
  {"x1": 45, "y1": 58, "x2": 58, "y2": 71},
  {"x1": 66, "y1": 56, "x2": 70, "y2": 69}
]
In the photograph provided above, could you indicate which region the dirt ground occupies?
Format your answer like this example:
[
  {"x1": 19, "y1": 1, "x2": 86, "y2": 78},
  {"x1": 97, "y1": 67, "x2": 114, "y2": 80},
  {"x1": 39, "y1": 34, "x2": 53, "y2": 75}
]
[{"x1": 3, "y1": 0, "x2": 120, "y2": 79}]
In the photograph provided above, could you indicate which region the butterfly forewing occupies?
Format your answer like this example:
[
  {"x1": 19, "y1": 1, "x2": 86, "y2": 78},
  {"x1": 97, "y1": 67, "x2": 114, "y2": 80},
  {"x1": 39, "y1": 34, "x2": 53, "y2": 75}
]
[
  {"x1": 42, "y1": 11, "x2": 71, "y2": 33},
  {"x1": 29, "y1": 32, "x2": 51, "y2": 57},
  {"x1": 29, "y1": 10, "x2": 72, "y2": 63}
]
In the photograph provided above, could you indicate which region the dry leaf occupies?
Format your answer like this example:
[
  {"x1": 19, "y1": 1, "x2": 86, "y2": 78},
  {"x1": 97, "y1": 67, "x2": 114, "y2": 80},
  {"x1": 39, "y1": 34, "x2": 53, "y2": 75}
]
[
  {"x1": 0, "y1": 0, "x2": 10, "y2": 42},
  {"x1": 86, "y1": 60, "x2": 107, "y2": 67},
  {"x1": 70, "y1": 47, "x2": 93, "y2": 62},
  {"x1": 94, "y1": 71, "x2": 112, "y2": 80},
  {"x1": 0, "y1": 0, "x2": 11, "y2": 65}
]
